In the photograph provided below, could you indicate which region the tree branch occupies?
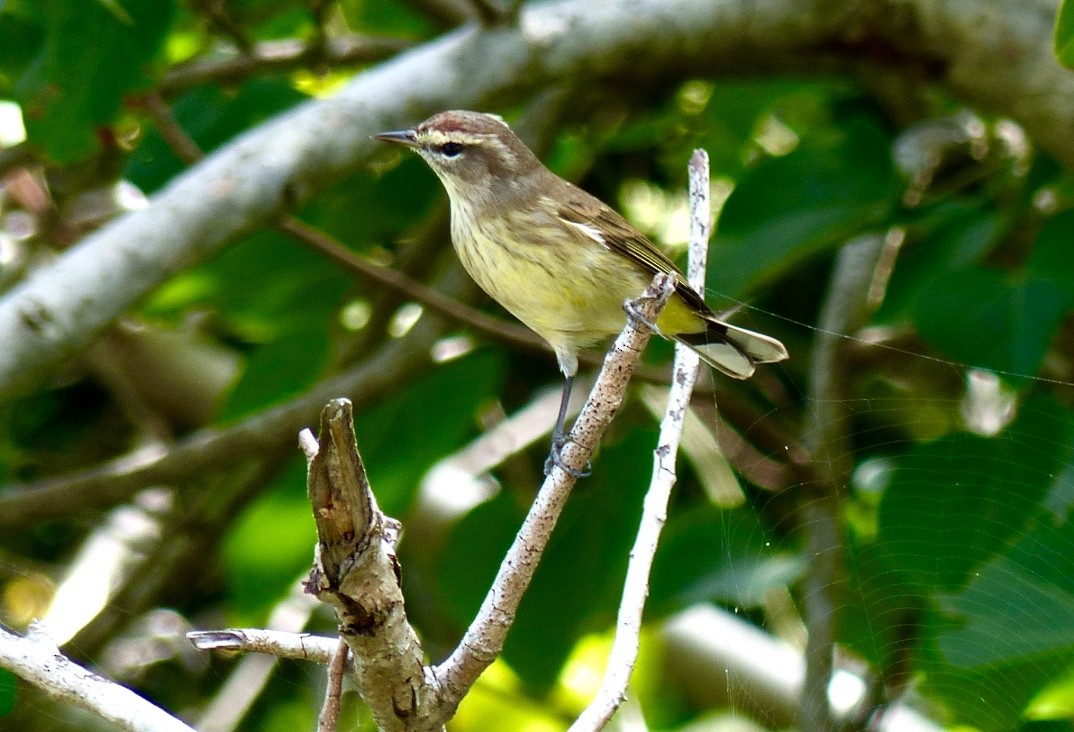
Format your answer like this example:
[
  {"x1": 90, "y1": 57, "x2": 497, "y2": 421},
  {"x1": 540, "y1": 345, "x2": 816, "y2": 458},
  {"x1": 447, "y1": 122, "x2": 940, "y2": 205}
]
[
  {"x1": 0, "y1": 0, "x2": 1068, "y2": 403},
  {"x1": 798, "y1": 232, "x2": 893, "y2": 732},
  {"x1": 187, "y1": 628, "x2": 338, "y2": 664},
  {"x1": 317, "y1": 639, "x2": 350, "y2": 732},
  {"x1": 303, "y1": 399, "x2": 434, "y2": 732},
  {"x1": 432, "y1": 273, "x2": 674, "y2": 720},
  {"x1": 571, "y1": 149, "x2": 711, "y2": 730},
  {"x1": 160, "y1": 35, "x2": 413, "y2": 95},
  {"x1": 0, "y1": 623, "x2": 196, "y2": 732},
  {"x1": 0, "y1": 317, "x2": 440, "y2": 529},
  {"x1": 294, "y1": 275, "x2": 673, "y2": 730}
]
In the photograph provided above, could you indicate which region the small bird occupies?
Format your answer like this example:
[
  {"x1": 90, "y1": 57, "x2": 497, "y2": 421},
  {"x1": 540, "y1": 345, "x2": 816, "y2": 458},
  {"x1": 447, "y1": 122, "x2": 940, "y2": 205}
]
[{"x1": 376, "y1": 111, "x2": 787, "y2": 472}]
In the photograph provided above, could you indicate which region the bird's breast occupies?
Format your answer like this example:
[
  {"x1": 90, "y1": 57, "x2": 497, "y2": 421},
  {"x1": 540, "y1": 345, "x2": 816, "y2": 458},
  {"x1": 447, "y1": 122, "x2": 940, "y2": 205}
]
[{"x1": 448, "y1": 199, "x2": 647, "y2": 348}]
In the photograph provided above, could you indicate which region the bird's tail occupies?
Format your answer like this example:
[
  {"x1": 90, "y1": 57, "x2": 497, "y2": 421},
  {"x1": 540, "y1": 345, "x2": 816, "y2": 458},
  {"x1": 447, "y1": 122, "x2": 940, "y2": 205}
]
[{"x1": 675, "y1": 317, "x2": 788, "y2": 379}]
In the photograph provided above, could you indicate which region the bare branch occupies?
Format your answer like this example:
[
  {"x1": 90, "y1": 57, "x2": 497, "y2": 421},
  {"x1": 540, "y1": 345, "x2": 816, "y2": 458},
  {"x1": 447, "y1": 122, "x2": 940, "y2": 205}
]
[
  {"x1": 0, "y1": 623, "x2": 196, "y2": 732},
  {"x1": 194, "y1": 581, "x2": 322, "y2": 732},
  {"x1": 571, "y1": 150, "x2": 710, "y2": 731},
  {"x1": 187, "y1": 629, "x2": 338, "y2": 664},
  {"x1": 303, "y1": 398, "x2": 435, "y2": 732},
  {"x1": 433, "y1": 273, "x2": 675, "y2": 718},
  {"x1": 317, "y1": 639, "x2": 350, "y2": 732}
]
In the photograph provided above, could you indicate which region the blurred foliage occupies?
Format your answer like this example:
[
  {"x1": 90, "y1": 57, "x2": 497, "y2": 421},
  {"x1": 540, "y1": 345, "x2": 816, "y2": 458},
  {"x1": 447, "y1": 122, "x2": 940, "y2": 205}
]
[
  {"x1": 1056, "y1": 0, "x2": 1074, "y2": 68},
  {"x1": 1, "y1": 1, "x2": 1074, "y2": 731}
]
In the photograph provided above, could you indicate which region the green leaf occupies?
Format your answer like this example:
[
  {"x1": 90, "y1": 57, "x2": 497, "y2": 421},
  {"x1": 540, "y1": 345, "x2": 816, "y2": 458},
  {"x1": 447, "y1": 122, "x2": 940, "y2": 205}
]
[
  {"x1": 0, "y1": 668, "x2": 13, "y2": 716},
  {"x1": 915, "y1": 515, "x2": 1074, "y2": 729},
  {"x1": 338, "y1": 0, "x2": 435, "y2": 37},
  {"x1": 1028, "y1": 209, "x2": 1074, "y2": 291},
  {"x1": 142, "y1": 226, "x2": 347, "y2": 338},
  {"x1": 914, "y1": 267, "x2": 1071, "y2": 380},
  {"x1": 1056, "y1": 0, "x2": 1074, "y2": 67},
  {"x1": 125, "y1": 78, "x2": 308, "y2": 193},
  {"x1": 913, "y1": 211, "x2": 1074, "y2": 380},
  {"x1": 878, "y1": 201, "x2": 1005, "y2": 321},
  {"x1": 840, "y1": 541, "x2": 926, "y2": 676},
  {"x1": 939, "y1": 555, "x2": 1074, "y2": 669},
  {"x1": 876, "y1": 397, "x2": 1074, "y2": 591},
  {"x1": 649, "y1": 504, "x2": 802, "y2": 615},
  {"x1": 220, "y1": 323, "x2": 332, "y2": 420},
  {"x1": 223, "y1": 457, "x2": 316, "y2": 621},
  {"x1": 355, "y1": 350, "x2": 505, "y2": 516},
  {"x1": 299, "y1": 157, "x2": 443, "y2": 247},
  {"x1": 0, "y1": 4, "x2": 44, "y2": 94},
  {"x1": 16, "y1": 0, "x2": 174, "y2": 162},
  {"x1": 710, "y1": 117, "x2": 899, "y2": 299},
  {"x1": 902, "y1": 205, "x2": 1074, "y2": 375}
]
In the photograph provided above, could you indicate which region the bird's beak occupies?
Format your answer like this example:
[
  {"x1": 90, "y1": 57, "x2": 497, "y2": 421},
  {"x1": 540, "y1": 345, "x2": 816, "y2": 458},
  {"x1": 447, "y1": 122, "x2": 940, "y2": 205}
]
[{"x1": 373, "y1": 128, "x2": 418, "y2": 147}]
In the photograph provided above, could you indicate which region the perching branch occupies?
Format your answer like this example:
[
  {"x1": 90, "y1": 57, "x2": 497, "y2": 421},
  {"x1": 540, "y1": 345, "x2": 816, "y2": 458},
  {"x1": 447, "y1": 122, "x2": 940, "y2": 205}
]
[
  {"x1": 570, "y1": 149, "x2": 711, "y2": 731},
  {"x1": 0, "y1": 623, "x2": 196, "y2": 732},
  {"x1": 1, "y1": 0, "x2": 1071, "y2": 403},
  {"x1": 431, "y1": 273, "x2": 675, "y2": 720}
]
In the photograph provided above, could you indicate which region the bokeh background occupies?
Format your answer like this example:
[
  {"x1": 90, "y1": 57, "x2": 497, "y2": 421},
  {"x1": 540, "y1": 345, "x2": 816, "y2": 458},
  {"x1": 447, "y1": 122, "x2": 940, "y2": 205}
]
[{"x1": 3, "y1": 1, "x2": 1074, "y2": 730}]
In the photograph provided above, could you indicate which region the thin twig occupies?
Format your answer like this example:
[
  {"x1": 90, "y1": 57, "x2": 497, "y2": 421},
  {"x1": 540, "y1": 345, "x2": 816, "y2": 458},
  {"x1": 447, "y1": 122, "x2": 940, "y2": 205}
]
[
  {"x1": 140, "y1": 93, "x2": 204, "y2": 165},
  {"x1": 0, "y1": 623, "x2": 196, "y2": 732},
  {"x1": 317, "y1": 639, "x2": 350, "y2": 732},
  {"x1": 432, "y1": 273, "x2": 675, "y2": 718},
  {"x1": 188, "y1": 629, "x2": 339, "y2": 663},
  {"x1": 570, "y1": 149, "x2": 710, "y2": 731},
  {"x1": 192, "y1": 0, "x2": 254, "y2": 52},
  {"x1": 160, "y1": 36, "x2": 413, "y2": 95},
  {"x1": 277, "y1": 218, "x2": 545, "y2": 352},
  {"x1": 194, "y1": 580, "x2": 323, "y2": 732}
]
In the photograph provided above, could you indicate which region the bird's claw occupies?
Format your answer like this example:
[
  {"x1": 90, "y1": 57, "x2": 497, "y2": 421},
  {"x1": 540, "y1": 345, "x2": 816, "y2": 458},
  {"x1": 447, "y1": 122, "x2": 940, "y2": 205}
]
[
  {"x1": 624, "y1": 297, "x2": 663, "y2": 336},
  {"x1": 543, "y1": 436, "x2": 591, "y2": 478}
]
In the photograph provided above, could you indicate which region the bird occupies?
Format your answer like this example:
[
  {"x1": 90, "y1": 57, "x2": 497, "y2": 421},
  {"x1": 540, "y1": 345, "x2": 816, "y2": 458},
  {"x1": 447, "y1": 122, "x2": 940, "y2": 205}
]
[{"x1": 376, "y1": 110, "x2": 788, "y2": 473}]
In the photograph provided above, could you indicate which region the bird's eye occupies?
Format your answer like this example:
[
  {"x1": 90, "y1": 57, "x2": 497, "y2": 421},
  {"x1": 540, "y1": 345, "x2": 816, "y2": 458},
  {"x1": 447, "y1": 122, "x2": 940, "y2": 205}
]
[{"x1": 438, "y1": 142, "x2": 464, "y2": 158}]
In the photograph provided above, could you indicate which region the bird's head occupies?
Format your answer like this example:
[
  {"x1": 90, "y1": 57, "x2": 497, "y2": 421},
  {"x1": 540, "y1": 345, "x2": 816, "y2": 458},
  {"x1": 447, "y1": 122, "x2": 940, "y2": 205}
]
[{"x1": 375, "y1": 110, "x2": 542, "y2": 206}]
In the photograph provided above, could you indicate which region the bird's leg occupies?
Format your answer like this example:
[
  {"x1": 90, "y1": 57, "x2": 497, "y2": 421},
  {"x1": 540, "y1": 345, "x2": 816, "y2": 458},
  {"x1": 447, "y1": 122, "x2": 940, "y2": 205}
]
[{"x1": 544, "y1": 374, "x2": 590, "y2": 477}]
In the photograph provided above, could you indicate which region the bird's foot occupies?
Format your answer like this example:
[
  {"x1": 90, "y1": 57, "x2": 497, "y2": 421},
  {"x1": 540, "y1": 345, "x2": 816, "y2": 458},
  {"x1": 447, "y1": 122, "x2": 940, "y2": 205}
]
[
  {"x1": 543, "y1": 435, "x2": 591, "y2": 478},
  {"x1": 624, "y1": 297, "x2": 664, "y2": 337}
]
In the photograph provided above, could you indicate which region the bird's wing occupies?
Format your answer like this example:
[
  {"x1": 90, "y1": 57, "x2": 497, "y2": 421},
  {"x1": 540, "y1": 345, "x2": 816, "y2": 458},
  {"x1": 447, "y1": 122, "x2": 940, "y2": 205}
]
[{"x1": 552, "y1": 186, "x2": 711, "y2": 314}]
